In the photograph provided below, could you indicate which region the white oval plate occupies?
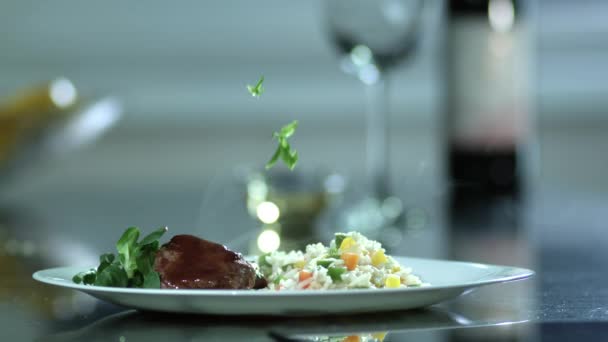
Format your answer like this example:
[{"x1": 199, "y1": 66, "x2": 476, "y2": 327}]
[{"x1": 33, "y1": 257, "x2": 533, "y2": 316}]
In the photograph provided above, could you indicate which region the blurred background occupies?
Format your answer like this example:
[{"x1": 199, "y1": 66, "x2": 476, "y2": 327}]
[{"x1": 0, "y1": 0, "x2": 607, "y2": 340}]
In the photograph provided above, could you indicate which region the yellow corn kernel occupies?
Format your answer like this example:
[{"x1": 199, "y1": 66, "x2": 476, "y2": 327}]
[
  {"x1": 339, "y1": 237, "x2": 356, "y2": 251},
  {"x1": 371, "y1": 332, "x2": 388, "y2": 341},
  {"x1": 371, "y1": 250, "x2": 387, "y2": 267},
  {"x1": 294, "y1": 260, "x2": 306, "y2": 269},
  {"x1": 385, "y1": 274, "x2": 401, "y2": 288},
  {"x1": 391, "y1": 265, "x2": 401, "y2": 272}
]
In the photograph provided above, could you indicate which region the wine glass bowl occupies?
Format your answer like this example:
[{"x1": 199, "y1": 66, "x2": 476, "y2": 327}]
[{"x1": 326, "y1": 0, "x2": 422, "y2": 81}]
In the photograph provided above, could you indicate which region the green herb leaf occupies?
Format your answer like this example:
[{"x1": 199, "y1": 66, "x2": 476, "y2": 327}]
[
  {"x1": 280, "y1": 120, "x2": 297, "y2": 138},
  {"x1": 266, "y1": 120, "x2": 299, "y2": 170},
  {"x1": 272, "y1": 275, "x2": 283, "y2": 285},
  {"x1": 116, "y1": 227, "x2": 140, "y2": 278},
  {"x1": 136, "y1": 242, "x2": 159, "y2": 276},
  {"x1": 258, "y1": 253, "x2": 271, "y2": 267},
  {"x1": 247, "y1": 76, "x2": 265, "y2": 97},
  {"x1": 97, "y1": 253, "x2": 116, "y2": 275},
  {"x1": 82, "y1": 271, "x2": 97, "y2": 285},
  {"x1": 328, "y1": 266, "x2": 347, "y2": 282},
  {"x1": 72, "y1": 274, "x2": 83, "y2": 284},
  {"x1": 117, "y1": 227, "x2": 140, "y2": 251},
  {"x1": 280, "y1": 148, "x2": 298, "y2": 170},
  {"x1": 334, "y1": 233, "x2": 347, "y2": 249},
  {"x1": 316, "y1": 260, "x2": 333, "y2": 269},
  {"x1": 143, "y1": 272, "x2": 161, "y2": 288},
  {"x1": 131, "y1": 271, "x2": 144, "y2": 287},
  {"x1": 139, "y1": 226, "x2": 168, "y2": 246},
  {"x1": 73, "y1": 269, "x2": 96, "y2": 284},
  {"x1": 94, "y1": 263, "x2": 128, "y2": 287},
  {"x1": 73, "y1": 226, "x2": 167, "y2": 289},
  {"x1": 265, "y1": 146, "x2": 282, "y2": 170},
  {"x1": 327, "y1": 247, "x2": 341, "y2": 259},
  {"x1": 99, "y1": 253, "x2": 115, "y2": 264}
]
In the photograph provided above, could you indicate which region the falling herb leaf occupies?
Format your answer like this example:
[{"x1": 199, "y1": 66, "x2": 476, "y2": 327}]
[
  {"x1": 266, "y1": 120, "x2": 299, "y2": 170},
  {"x1": 247, "y1": 76, "x2": 265, "y2": 97}
]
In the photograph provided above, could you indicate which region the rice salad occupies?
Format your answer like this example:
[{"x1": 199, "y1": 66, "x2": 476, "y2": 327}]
[{"x1": 256, "y1": 232, "x2": 425, "y2": 290}]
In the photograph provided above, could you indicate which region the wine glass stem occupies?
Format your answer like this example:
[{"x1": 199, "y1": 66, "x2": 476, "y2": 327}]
[{"x1": 365, "y1": 76, "x2": 390, "y2": 199}]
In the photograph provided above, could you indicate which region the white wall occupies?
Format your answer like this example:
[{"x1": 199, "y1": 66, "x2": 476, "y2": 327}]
[{"x1": 0, "y1": 0, "x2": 442, "y2": 127}]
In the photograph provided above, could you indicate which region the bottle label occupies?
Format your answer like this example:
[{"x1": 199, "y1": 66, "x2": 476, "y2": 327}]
[{"x1": 449, "y1": 19, "x2": 529, "y2": 150}]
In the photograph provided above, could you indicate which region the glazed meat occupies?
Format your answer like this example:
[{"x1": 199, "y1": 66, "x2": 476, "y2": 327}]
[
  {"x1": 253, "y1": 273, "x2": 268, "y2": 289},
  {"x1": 154, "y1": 234, "x2": 257, "y2": 289}
]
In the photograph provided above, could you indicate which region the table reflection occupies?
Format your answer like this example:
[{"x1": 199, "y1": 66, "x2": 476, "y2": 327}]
[{"x1": 41, "y1": 305, "x2": 531, "y2": 342}]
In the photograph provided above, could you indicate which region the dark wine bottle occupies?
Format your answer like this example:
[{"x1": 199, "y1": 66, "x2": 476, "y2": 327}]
[
  {"x1": 444, "y1": 0, "x2": 528, "y2": 233},
  {"x1": 443, "y1": 5, "x2": 536, "y2": 334}
]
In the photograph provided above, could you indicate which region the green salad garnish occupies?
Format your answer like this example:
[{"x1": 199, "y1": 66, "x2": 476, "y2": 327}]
[{"x1": 72, "y1": 226, "x2": 168, "y2": 288}]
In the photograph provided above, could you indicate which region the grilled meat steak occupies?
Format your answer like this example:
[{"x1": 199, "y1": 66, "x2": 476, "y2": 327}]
[
  {"x1": 253, "y1": 272, "x2": 268, "y2": 289},
  {"x1": 154, "y1": 234, "x2": 257, "y2": 289}
]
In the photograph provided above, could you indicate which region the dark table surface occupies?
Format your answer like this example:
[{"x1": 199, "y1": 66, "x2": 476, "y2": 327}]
[{"x1": 1, "y1": 185, "x2": 607, "y2": 341}]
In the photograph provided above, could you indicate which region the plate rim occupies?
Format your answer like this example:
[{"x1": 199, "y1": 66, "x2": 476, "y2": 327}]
[{"x1": 32, "y1": 256, "x2": 534, "y2": 296}]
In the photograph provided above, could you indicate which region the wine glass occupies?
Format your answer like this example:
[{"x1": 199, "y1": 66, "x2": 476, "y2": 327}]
[{"x1": 324, "y1": 0, "x2": 423, "y2": 237}]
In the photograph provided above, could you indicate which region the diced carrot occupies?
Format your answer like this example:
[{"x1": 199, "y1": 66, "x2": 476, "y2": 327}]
[
  {"x1": 341, "y1": 252, "x2": 359, "y2": 271},
  {"x1": 343, "y1": 336, "x2": 361, "y2": 342},
  {"x1": 299, "y1": 270, "x2": 313, "y2": 282},
  {"x1": 298, "y1": 270, "x2": 313, "y2": 289}
]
